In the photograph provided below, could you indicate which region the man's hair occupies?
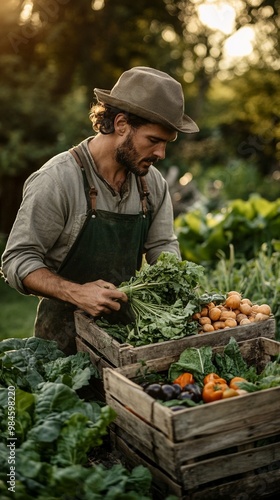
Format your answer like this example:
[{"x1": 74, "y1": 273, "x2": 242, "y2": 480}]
[{"x1": 89, "y1": 103, "x2": 150, "y2": 134}]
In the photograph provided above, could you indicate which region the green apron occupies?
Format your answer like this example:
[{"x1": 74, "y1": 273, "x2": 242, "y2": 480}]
[{"x1": 34, "y1": 142, "x2": 152, "y2": 354}]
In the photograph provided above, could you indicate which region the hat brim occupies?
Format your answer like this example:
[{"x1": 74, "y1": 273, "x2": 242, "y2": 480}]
[{"x1": 94, "y1": 88, "x2": 199, "y2": 133}]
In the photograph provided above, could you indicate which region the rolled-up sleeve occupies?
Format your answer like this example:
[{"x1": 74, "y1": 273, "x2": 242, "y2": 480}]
[
  {"x1": 1, "y1": 154, "x2": 86, "y2": 294},
  {"x1": 144, "y1": 167, "x2": 181, "y2": 264}
]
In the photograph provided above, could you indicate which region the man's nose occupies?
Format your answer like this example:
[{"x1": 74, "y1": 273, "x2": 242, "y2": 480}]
[{"x1": 153, "y1": 143, "x2": 166, "y2": 160}]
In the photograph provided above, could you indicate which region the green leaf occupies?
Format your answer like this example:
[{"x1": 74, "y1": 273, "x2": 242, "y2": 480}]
[
  {"x1": 168, "y1": 345, "x2": 215, "y2": 384},
  {"x1": 44, "y1": 352, "x2": 99, "y2": 390}
]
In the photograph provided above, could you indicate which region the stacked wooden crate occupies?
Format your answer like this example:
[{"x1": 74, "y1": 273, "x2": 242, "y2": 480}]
[{"x1": 103, "y1": 337, "x2": 280, "y2": 499}]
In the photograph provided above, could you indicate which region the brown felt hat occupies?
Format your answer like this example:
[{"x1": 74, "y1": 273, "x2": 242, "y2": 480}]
[{"x1": 94, "y1": 67, "x2": 199, "y2": 133}]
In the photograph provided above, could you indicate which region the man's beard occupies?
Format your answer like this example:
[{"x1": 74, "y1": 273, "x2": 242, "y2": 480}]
[{"x1": 115, "y1": 132, "x2": 156, "y2": 177}]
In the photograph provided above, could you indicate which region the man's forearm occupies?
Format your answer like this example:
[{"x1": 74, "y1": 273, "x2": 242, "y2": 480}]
[
  {"x1": 22, "y1": 268, "x2": 128, "y2": 317},
  {"x1": 23, "y1": 268, "x2": 82, "y2": 304}
]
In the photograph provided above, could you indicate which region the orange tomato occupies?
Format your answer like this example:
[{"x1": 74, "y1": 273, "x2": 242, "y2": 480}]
[
  {"x1": 203, "y1": 373, "x2": 227, "y2": 385},
  {"x1": 173, "y1": 372, "x2": 195, "y2": 388},
  {"x1": 229, "y1": 377, "x2": 247, "y2": 390},
  {"x1": 202, "y1": 381, "x2": 228, "y2": 403}
]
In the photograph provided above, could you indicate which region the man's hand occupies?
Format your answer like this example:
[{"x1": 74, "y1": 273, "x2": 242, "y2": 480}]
[
  {"x1": 23, "y1": 269, "x2": 128, "y2": 317},
  {"x1": 71, "y1": 279, "x2": 128, "y2": 317}
]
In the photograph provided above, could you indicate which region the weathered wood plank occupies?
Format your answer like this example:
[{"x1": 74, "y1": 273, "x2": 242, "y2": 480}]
[
  {"x1": 112, "y1": 430, "x2": 280, "y2": 499},
  {"x1": 107, "y1": 394, "x2": 280, "y2": 475}
]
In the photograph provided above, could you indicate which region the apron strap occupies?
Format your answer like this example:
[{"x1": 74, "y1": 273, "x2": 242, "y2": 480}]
[
  {"x1": 69, "y1": 144, "x2": 150, "y2": 215},
  {"x1": 69, "y1": 146, "x2": 98, "y2": 211},
  {"x1": 137, "y1": 177, "x2": 150, "y2": 216}
]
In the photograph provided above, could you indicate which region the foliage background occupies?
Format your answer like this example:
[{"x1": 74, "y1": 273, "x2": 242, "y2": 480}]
[{"x1": 0, "y1": 0, "x2": 280, "y2": 339}]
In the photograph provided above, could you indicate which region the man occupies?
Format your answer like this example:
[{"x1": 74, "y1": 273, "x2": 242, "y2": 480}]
[{"x1": 1, "y1": 66, "x2": 199, "y2": 354}]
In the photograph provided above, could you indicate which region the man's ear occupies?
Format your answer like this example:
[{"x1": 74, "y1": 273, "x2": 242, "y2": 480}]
[{"x1": 114, "y1": 113, "x2": 129, "y2": 136}]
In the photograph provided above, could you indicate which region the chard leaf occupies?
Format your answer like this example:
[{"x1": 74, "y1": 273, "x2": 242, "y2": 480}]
[
  {"x1": 54, "y1": 413, "x2": 101, "y2": 466},
  {"x1": 0, "y1": 337, "x2": 64, "y2": 360},
  {"x1": 54, "y1": 406, "x2": 116, "y2": 467},
  {"x1": 27, "y1": 415, "x2": 63, "y2": 443},
  {"x1": 44, "y1": 352, "x2": 99, "y2": 390},
  {"x1": 260, "y1": 359, "x2": 280, "y2": 378},
  {"x1": 34, "y1": 382, "x2": 87, "y2": 420},
  {"x1": 15, "y1": 389, "x2": 36, "y2": 443},
  {"x1": 168, "y1": 346, "x2": 215, "y2": 384},
  {"x1": 213, "y1": 337, "x2": 258, "y2": 381},
  {"x1": 0, "y1": 348, "x2": 45, "y2": 391}
]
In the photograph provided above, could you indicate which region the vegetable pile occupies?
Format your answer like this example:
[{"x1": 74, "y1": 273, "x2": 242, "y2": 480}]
[
  {"x1": 193, "y1": 290, "x2": 272, "y2": 333},
  {"x1": 97, "y1": 252, "x2": 205, "y2": 346},
  {"x1": 0, "y1": 337, "x2": 153, "y2": 499},
  {"x1": 140, "y1": 337, "x2": 280, "y2": 409}
]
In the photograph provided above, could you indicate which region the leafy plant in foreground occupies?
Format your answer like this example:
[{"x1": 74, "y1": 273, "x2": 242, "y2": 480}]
[{"x1": 0, "y1": 337, "x2": 154, "y2": 499}]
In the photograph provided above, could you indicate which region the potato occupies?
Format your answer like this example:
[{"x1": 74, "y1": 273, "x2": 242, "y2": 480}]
[
  {"x1": 255, "y1": 313, "x2": 270, "y2": 322},
  {"x1": 192, "y1": 312, "x2": 201, "y2": 320},
  {"x1": 202, "y1": 323, "x2": 215, "y2": 332},
  {"x1": 213, "y1": 321, "x2": 226, "y2": 330},
  {"x1": 209, "y1": 307, "x2": 221, "y2": 321},
  {"x1": 199, "y1": 317, "x2": 211, "y2": 325},
  {"x1": 200, "y1": 307, "x2": 209, "y2": 317},
  {"x1": 241, "y1": 298, "x2": 253, "y2": 306},
  {"x1": 220, "y1": 310, "x2": 236, "y2": 321},
  {"x1": 236, "y1": 313, "x2": 248, "y2": 323},
  {"x1": 227, "y1": 291, "x2": 242, "y2": 298},
  {"x1": 257, "y1": 304, "x2": 271, "y2": 316},
  {"x1": 251, "y1": 304, "x2": 260, "y2": 313},
  {"x1": 224, "y1": 318, "x2": 237, "y2": 328},
  {"x1": 240, "y1": 318, "x2": 251, "y2": 325},
  {"x1": 239, "y1": 303, "x2": 252, "y2": 315},
  {"x1": 225, "y1": 294, "x2": 241, "y2": 309}
]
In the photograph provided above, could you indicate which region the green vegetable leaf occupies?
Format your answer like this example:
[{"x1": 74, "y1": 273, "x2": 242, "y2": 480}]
[
  {"x1": 44, "y1": 352, "x2": 99, "y2": 390},
  {"x1": 213, "y1": 337, "x2": 258, "y2": 381},
  {"x1": 168, "y1": 346, "x2": 215, "y2": 385}
]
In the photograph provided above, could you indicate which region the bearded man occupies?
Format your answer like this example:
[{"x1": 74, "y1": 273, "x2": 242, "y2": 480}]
[{"x1": 1, "y1": 67, "x2": 199, "y2": 354}]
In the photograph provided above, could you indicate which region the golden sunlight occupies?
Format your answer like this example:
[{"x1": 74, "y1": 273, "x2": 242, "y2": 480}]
[{"x1": 197, "y1": 1, "x2": 255, "y2": 58}]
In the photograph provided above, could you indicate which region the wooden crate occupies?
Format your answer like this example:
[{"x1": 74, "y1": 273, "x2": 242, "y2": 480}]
[
  {"x1": 103, "y1": 337, "x2": 280, "y2": 499},
  {"x1": 75, "y1": 309, "x2": 276, "y2": 372}
]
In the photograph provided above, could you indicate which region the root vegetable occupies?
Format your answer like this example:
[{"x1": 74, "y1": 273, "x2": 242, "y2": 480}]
[
  {"x1": 241, "y1": 298, "x2": 253, "y2": 306},
  {"x1": 233, "y1": 309, "x2": 241, "y2": 315},
  {"x1": 240, "y1": 318, "x2": 251, "y2": 325},
  {"x1": 239, "y1": 303, "x2": 252, "y2": 315},
  {"x1": 213, "y1": 321, "x2": 226, "y2": 330},
  {"x1": 202, "y1": 323, "x2": 215, "y2": 332},
  {"x1": 209, "y1": 307, "x2": 221, "y2": 321},
  {"x1": 227, "y1": 291, "x2": 242, "y2": 298},
  {"x1": 257, "y1": 304, "x2": 271, "y2": 316},
  {"x1": 225, "y1": 294, "x2": 241, "y2": 309},
  {"x1": 236, "y1": 313, "x2": 248, "y2": 323},
  {"x1": 251, "y1": 304, "x2": 259, "y2": 313},
  {"x1": 220, "y1": 310, "x2": 236, "y2": 321},
  {"x1": 255, "y1": 313, "x2": 270, "y2": 322},
  {"x1": 199, "y1": 317, "x2": 211, "y2": 325},
  {"x1": 200, "y1": 307, "x2": 209, "y2": 317},
  {"x1": 225, "y1": 318, "x2": 237, "y2": 328},
  {"x1": 192, "y1": 312, "x2": 201, "y2": 320}
]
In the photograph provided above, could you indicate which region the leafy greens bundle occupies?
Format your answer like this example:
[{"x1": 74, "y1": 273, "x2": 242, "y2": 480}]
[{"x1": 97, "y1": 252, "x2": 205, "y2": 346}]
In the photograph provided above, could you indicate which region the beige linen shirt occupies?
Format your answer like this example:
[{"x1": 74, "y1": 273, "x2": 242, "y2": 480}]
[{"x1": 1, "y1": 138, "x2": 180, "y2": 294}]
